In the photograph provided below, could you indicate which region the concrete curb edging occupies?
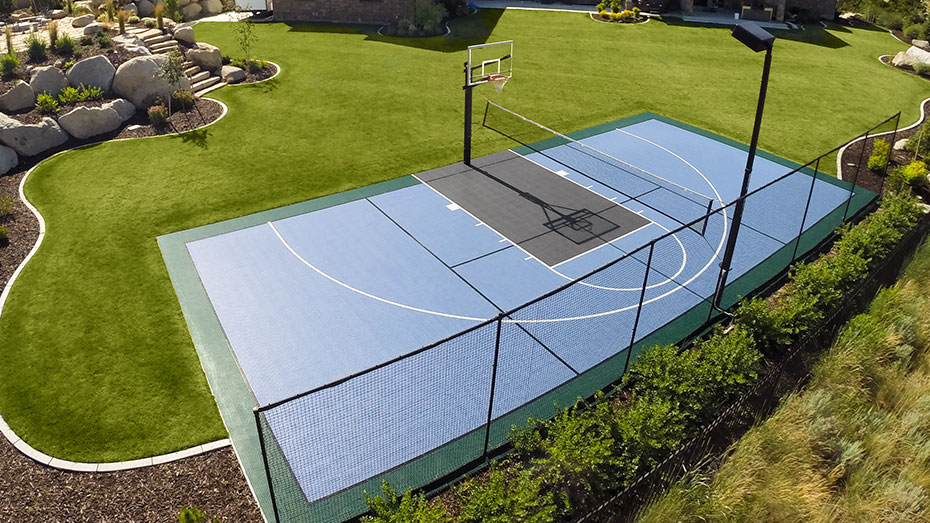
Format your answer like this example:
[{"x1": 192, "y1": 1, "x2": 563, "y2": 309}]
[
  {"x1": 0, "y1": 97, "x2": 243, "y2": 473},
  {"x1": 835, "y1": 95, "x2": 930, "y2": 180}
]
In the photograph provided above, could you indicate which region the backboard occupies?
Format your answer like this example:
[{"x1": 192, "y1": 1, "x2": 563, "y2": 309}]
[{"x1": 465, "y1": 40, "x2": 513, "y2": 87}]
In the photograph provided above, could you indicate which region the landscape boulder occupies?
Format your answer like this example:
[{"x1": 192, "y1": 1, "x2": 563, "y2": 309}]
[
  {"x1": 220, "y1": 65, "x2": 245, "y2": 84},
  {"x1": 187, "y1": 43, "x2": 221, "y2": 73},
  {"x1": 58, "y1": 104, "x2": 124, "y2": 139},
  {"x1": 107, "y1": 98, "x2": 136, "y2": 121},
  {"x1": 49, "y1": 9, "x2": 67, "y2": 19},
  {"x1": 123, "y1": 2, "x2": 138, "y2": 14},
  {"x1": 112, "y1": 54, "x2": 191, "y2": 108},
  {"x1": 136, "y1": 0, "x2": 155, "y2": 16},
  {"x1": 83, "y1": 22, "x2": 105, "y2": 35},
  {"x1": 30, "y1": 66, "x2": 69, "y2": 97},
  {"x1": 66, "y1": 55, "x2": 116, "y2": 92},
  {"x1": 113, "y1": 33, "x2": 152, "y2": 56},
  {"x1": 0, "y1": 145, "x2": 17, "y2": 175},
  {"x1": 0, "y1": 81, "x2": 35, "y2": 112},
  {"x1": 71, "y1": 13, "x2": 96, "y2": 27},
  {"x1": 894, "y1": 45, "x2": 930, "y2": 68},
  {"x1": 0, "y1": 114, "x2": 69, "y2": 157},
  {"x1": 173, "y1": 25, "x2": 195, "y2": 44},
  {"x1": 202, "y1": 0, "x2": 223, "y2": 14},
  {"x1": 913, "y1": 39, "x2": 930, "y2": 51},
  {"x1": 179, "y1": 0, "x2": 190, "y2": 6},
  {"x1": 180, "y1": 2, "x2": 201, "y2": 20},
  {"x1": 894, "y1": 138, "x2": 909, "y2": 151}
]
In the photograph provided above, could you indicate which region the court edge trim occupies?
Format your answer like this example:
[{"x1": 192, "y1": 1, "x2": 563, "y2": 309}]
[{"x1": 0, "y1": 97, "x2": 245, "y2": 472}]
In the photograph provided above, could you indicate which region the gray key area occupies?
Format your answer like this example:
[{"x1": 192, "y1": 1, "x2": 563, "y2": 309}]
[{"x1": 418, "y1": 151, "x2": 651, "y2": 266}]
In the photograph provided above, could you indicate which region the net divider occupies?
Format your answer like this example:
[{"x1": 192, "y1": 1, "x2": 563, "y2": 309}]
[{"x1": 483, "y1": 100, "x2": 717, "y2": 204}]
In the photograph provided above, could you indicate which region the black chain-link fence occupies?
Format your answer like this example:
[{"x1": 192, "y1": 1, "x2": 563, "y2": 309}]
[{"x1": 254, "y1": 113, "x2": 900, "y2": 523}]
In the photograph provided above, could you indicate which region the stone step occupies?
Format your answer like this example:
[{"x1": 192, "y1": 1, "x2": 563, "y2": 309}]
[
  {"x1": 188, "y1": 70, "x2": 209, "y2": 83},
  {"x1": 184, "y1": 65, "x2": 201, "y2": 76},
  {"x1": 136, "y1": 28, "x2": 163, "y2": 39},
  {"x1": 149, "y1": 40, "x2": 179, "y2": 51},
  {"x1": 191, "y1": 76, "x2": 221, "y2": 92},
  {"x1": 194, "y1": 80, "x2": 227, "y2": 98},
  {"x1": 152, "y1": 44, "x2": 181, "y2": 54},
  {"x1": 183, "y1": 60, "x2": 194, "y2": 67},
  {"x1": 143, "y1": 34, "x2": 170, "y2": 45}
]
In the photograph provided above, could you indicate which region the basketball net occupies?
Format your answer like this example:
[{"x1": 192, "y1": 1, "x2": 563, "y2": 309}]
[{"x1": 487, "y1": 73, "x2": 509, "y2": 93}]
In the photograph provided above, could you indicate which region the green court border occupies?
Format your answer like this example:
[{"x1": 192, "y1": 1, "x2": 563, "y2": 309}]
[{"x1": 158, "y1": 112, "x2": 875, "y2": 523}]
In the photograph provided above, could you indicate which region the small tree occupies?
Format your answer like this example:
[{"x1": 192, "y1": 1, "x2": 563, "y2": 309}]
[
  {"x1": 154, "y1": 3, "x2": 165, "y2": 30},
  {"x1": 164, "y1": 0, "x2": 180, "y2": 22},
  {"x1": 234, "y1": 9, "x2": 257, "y2": 63},
  {"x1": 156, "y1": 50, "x2": 185, "y2": 116}
]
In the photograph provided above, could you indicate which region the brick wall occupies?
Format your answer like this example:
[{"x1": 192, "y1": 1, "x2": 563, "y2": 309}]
[{"x1": 273, "y1": 0, "x2": 413, "y2": 23}]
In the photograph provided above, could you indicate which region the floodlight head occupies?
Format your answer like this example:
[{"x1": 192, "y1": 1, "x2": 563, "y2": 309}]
[{"x1": 732, "y1": 22, "x2": 775, "y2": 52}]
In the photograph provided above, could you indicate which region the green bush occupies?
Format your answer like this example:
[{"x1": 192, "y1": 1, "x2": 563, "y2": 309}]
[
  {"x1": 0, "y1": 196, "x2": 13, "y2": 216},
  {"x1": 615, "y1": 396, "x2": 687, "y2": 476},
  {"x1": 904, "y1": 22, "x2": 927, "y2": 40},
  {"x1": 915, "y1": 62, "x2": 930, "y2": 76},
  {"x1": 53, "y1": 34, "x2": 76, "y2": 56},
  {"x1": 877, "y1": 11, "x2": 905, "y2": 30},
  {"x1": 172, "y1": 89, "x2": 196, "y2": 111},
  {"x1": 790, "y1": 251, "x2": 869, "y2": 309},
  {"x1": 147, "y1": 104, "x2": 168, "y2": 126},
  {"x1": 80, "y1": 34, "x2": 93, "y2": 46},
  {"x1": 96, "y1": 31, "x2": 112, "y2": 48},
  {"x1": 26, "y1": 32, "x2": 47, "y2": 62},
  {"x1": 129, "y1": 14, "x2": 140, "y2": 23},
  {"x1": 58, "y1": 84, "x2": 104, "y2": 105},
  {"x1": 888, "y1": 160, "x2": 929, "y2": 191},
  {"x1": 0, "y1": 225, "x2": 8, "y2": 243},
  {"x1": 0, "y1": 52, "x2": 19, "y2": 78},
  {"x1": 735, "y1": 290, "x2": 823, "y2": 357},
  {"x1": 57, "y1": 86, "x2": 80, "y2": 104},
  {"x1": 35, "y1": 93, "x2": 59, "y2": 114},
  {"x1": 868, "y1": 138, "x2": 890, "y2": 172},
  {"x1": 231, "y1": 57, "x2": 265, "y2": 74},
  {"x1": 904, "y1": 124, "x2": 930, "y2": 159},
  {"x1": 456, "y1": 464, "x2": 559, "y2": 522},
  {"x1": 143, "y1": 18, "x2": 156, "y2": 28},
  {"x1": 362, "y1": 481, "x2": 449, "y2": 522},
  {"x1": 835, "y1": 191, "x2": 922, "y2": 264},
  {"x1": 81, "y1": 85, "x2": 103, "y2": 101}
]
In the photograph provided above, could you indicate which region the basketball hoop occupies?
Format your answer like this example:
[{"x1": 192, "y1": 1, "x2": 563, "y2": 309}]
[{"x1": 487, "y1": 73, "x2": 509, "y2": 93}]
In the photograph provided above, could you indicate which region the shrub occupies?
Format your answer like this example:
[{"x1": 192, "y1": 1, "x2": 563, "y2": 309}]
[
  {"x1": 915, "y1": 62, "x2": 930, "y2": 76},
  {"x1": 165, "y1": 0, "x2": 179, "y2": 23},
  {"x1": 57, "y1": 85, "x2": 80, "y2": 104},
  {"x1": 231, "y1": 57, "x2": 265, "y2": 74},
  {"x1": 47, "y1": 19, "x2": 58, "y2": 46},
  {"x1": 905, "y1": 124, "x2": 930, "y2": 159},
  {"x1": 105, "y1": 0, "x2": 116, "y2": 23},
  {"x1": 790, "y1": 251, "x2": 869, "y2": 310},
  {"x1": 80, "y1": 34, "x2": 93, "y2": 46},
  {"x1": 362, "y1": 481, "x2": 449, "y2": 522},
  {"x1": 96, "y1": 12, "x2": 109, "y2": 22},
  {"x1": 72, "y1": 4, "x2": 90, "y2": 14},
  {"x1": 0, "y1": 225, "x2": 8, "y2": 243},
  {"x1": 868, "y1": 138, "x2": 889, "y2": 172},
  {"x1": 81, "y1": 85, "x2": 103, "y2": 101},
  {"x1": 632, "y1": 6, "x2": 641, "y2": 18},
  {"x1": 62, "y1": 60, "x2": 75, "y2": 70},
  {"x1": 129, "y1": 14, "x2": 140, "y2": 23},
  {"x1": 117, "y1": 9, "x2": 130, "y2": 34},
  {"x1": 904, "y1": 22, "x2": 926, "y2": 40},
  {"x1": 0, "y1": 52, "x2": 19, "y2": 78},
  {"x1": 143, "y1": 18, "x2": 156, "y2": 28},
  {"x1": 888, "y1": 160, "x2": 930, "y2": 191},
  {"x1": 148, "y1": 104, "x2": 168, "y2": 126},
  {"x1": 54, "y1": 34, "x2": 76, "y2": 56},
  {"x1": 615, "y1": 396, "x2": 687, "y2": 476},
  {"x1": 35, "y1": 93, "x2": 59, "y2": 114},
  {"x1": 155, "y1": 3, "x2": 165, "y2": 30},
  {"x1": 456, "y1": 464, "x2": 559, "y2": 522},
  {"x1": 596, "y1": 1, "x2": 606, "y2": 9},
  {"x1": 878, "y1": 11, "x2": 905, "y2": 30},
  {"x1": 26, "y1": 32, "x2": 47, "y2": 62},
  {"x1": 4, "y1": 26, "x2": 12, "y2": 55},
  {"x1": 96, "y1": 30, "x2": 112, "y2": 48},
  {"x1": 735, "y1": 290, "x2": 823, "y2": 357},
  {"x1": 0, "y1": 196, "x2": 13, "y2": 216},
  {"x1": 172, "y1": 89, "x2": 195, "y2": 111}
]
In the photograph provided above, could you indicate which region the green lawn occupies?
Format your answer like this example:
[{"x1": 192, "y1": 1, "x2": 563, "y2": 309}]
[{"x1": 0, "y1": 11, "x2": 924, "y2": 461}]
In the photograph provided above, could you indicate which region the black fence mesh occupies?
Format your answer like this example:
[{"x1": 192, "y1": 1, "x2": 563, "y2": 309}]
[{"x1": 254, "y1": 112, "x2": 901, "y2": 522}]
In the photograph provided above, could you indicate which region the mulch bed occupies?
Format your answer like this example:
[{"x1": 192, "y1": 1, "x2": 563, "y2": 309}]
[
  {"x1": 244, "y1": 62, "x2": 278, "y2": 84},
  {"x1": 0, "y1": 94, "x2": 258, "y2": 521},
  {"x1": 838, "y1": 98, "x2": 930, "y2": 195},
  {"x1": 878, "y1": 54, "x2": 930, "y2": 82},
  {"x1": 0, "y1": 441, "x2": 262, "y2": 521}
]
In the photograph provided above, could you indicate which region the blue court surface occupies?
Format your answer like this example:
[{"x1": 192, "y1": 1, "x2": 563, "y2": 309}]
[{"x1": 181, "y1": 114, "x2": 860, "y2": 510}]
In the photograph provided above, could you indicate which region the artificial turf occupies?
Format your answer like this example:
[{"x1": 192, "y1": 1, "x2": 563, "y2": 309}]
[{"x1": 0, "y1": 10, "x2": 924, "y2": 461}]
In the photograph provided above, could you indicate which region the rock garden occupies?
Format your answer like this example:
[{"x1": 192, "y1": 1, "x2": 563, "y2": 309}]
[{"x1": 0, "y1": 8, "x2": 276, "y2": 176}]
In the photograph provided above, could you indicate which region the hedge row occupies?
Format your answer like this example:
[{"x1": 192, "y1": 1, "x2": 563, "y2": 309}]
[{"x1": 362, "y1": 191, "x2": 924, "y2": 523}]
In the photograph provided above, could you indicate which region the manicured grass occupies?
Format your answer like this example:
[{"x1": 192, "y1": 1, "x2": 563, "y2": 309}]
[
  {"x1": 636, "y1": 237, "x2": 930, "y2": 522},
  {"x1": 0, "y1": 11, "x2": 924, "y2": 460}
]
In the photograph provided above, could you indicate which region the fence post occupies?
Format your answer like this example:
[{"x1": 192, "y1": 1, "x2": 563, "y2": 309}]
[
  {"x1": 483, "y1": 316, "x2": 504, "y2": 458},
  {"x1": 792, "y1": 157, "x2": 820, "y2": 264},
  {"x1": 878, "y1": 113, "x2": 902, "y2": 195},
  {"x1": 254, "y1": 408, "x2": 282, "y2": 523},
  {"x1": 624, "y1": 242, "x2": 655, "y2": 375}
]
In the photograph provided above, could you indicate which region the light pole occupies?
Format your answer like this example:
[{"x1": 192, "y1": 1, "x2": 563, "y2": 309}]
[{"x1": 712, "y1": 22, "x2": 775, "y2": 311}]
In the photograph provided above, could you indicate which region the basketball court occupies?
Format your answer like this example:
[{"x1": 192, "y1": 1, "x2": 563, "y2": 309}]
[{"x1": 159, "y1": 41, "x2": 876, "y2": 522}]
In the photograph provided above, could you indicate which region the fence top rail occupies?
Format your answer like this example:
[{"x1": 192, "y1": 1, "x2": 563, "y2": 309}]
[{"x1": 254, "y1": 113, "x2": 898, "y2": 411}]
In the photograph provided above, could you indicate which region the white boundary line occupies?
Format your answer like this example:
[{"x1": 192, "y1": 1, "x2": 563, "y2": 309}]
[
  {"x1": 835, "y1": 95, "x2": 930, "y2": 181},
  {"x1": 0, "y1": 65, "x2": 288, "y2": 472}
]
